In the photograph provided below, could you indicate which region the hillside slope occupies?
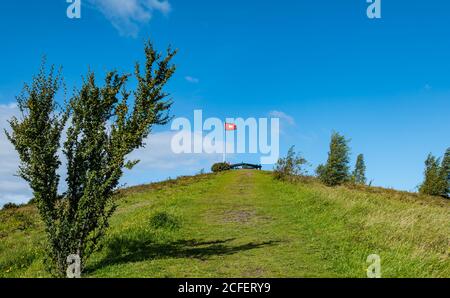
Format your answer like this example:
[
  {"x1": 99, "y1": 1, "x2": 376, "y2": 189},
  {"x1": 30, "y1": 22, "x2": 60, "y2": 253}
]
[{"x1": 1, "y1": 170, "x2": 449, "y2": 278}]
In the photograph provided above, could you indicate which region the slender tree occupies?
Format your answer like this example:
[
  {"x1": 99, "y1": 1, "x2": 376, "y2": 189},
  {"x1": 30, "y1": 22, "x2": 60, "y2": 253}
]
[
  {"x1": 319, "y1": 132, "x2": 351, "y2": 186},
  {"x1": 352, "y1": 154, "x2": 367, "y2": 185},
  {"x1": 419, "y1": 154, "x2": 446, "y2": 196},
  {"x1": 6, "y1": 41, "x2": 176, "y2": 276},
  {"x1": 440, "y1": 148, "x2": 450, "y2": 198},
  {"x1": 316, "y1": 164, "x2": 326, "y2": 178}
]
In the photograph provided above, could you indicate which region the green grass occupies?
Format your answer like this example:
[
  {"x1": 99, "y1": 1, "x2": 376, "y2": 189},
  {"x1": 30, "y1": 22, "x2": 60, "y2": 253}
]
[{"x1": 0, "y1": 170, "x2": 449, "y2": 277}]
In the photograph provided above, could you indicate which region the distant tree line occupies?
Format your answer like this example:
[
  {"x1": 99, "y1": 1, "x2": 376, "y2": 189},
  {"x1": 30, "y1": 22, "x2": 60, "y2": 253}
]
[
  {"x1": 274, "y1": 132, "x2": 449, "y2": 199},
  {"x1": 274, "y1": 132, "x2": 367, "y2": 187}
]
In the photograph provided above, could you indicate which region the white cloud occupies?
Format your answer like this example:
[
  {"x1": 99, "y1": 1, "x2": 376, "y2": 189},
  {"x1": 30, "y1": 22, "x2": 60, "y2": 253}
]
[
  {"x1": 121, "y1": 129, "x2": 231, "y2": 186},
  {"x1": 0, "y1": 103, "x2": 32, "y2": 207},
  {"x1": 128, "y1": 131, "x2": 216, "y2": 170},
  {"x1": 269, "y1": 110, "x2": 295, "y2": 126},
  {"x1": 87, "y1": 0, "x2": 171, "y2": 37},
  {"x1": 185, "y1": 76, "x2": 200, "y2": 84},
  {"x1": 147, "y1": 0, "x2": 171, "y2": 14},
  {"x1": 0, "y1": 103, "x2": 17, "y2": 109}
]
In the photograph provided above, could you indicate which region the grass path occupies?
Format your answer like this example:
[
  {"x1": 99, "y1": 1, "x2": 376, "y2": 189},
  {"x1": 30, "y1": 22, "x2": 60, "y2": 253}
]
[
  {"x1": 87, "y1": 170, "x2": 333, "y2": 277},
  {"x1": 1, "y1": 170, "x2": 449, "y2": 277}
]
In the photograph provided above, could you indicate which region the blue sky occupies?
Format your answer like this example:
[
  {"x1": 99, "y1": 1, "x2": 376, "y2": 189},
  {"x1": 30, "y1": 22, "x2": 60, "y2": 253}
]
[{"x1": 1, "y1": 1, "x2": 450, "y2": 205}]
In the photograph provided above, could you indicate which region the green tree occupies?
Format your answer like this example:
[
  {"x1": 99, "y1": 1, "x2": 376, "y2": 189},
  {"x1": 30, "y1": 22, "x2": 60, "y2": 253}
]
[
  {"x1": 419, "y1": 154, "x2": 446, "y2": 197},
  {"x1": 274, "y1": 146, "x2": 307, "y2": 180},
  {"x1": 440, "y1": 148, "x2": 450, "y2": 198},
  {"x1": 319, "y1": 132, "x2": 351, "y2": 186},
  {"x1": 352, "y1": 154, "x2": 367, "y2": 185},
  {"x1": 5, "y1": 41, "x2": 176, "y2": 276}
]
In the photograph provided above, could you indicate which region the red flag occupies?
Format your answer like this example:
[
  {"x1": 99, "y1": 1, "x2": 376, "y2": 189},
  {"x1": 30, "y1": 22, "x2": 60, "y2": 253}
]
[{"x1": 225, "y1": 123, "x2": 237, "y2": 131}]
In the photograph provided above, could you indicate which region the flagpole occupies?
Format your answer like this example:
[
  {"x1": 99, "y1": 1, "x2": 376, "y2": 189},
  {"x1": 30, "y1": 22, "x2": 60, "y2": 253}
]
[{"x1": 223, "y1": 122, "x2": 226, "y2": 163}]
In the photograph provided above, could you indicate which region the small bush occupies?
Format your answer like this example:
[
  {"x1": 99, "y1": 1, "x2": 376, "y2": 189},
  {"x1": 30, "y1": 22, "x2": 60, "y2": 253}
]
[
  {"x1": 149, "y1": 211, "x2": 181, "y2": 230},
  {"x1": 2, "y1": 203, "x2": 20, "y2": 210},
  {"x1": 273, "y1": 146, "x2": 307, "y2": 180},
  {"x1": 211, "y1": 162, "x2": 231, "y2": 173},
  {"x1": 0, "y1": 209, "x2": 36, "y2": 233}
]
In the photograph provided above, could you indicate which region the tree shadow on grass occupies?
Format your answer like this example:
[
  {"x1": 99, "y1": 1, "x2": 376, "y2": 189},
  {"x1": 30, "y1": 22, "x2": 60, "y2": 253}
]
[{"x1": 87, "y1": 234, "x2": 279, "y2": 273}]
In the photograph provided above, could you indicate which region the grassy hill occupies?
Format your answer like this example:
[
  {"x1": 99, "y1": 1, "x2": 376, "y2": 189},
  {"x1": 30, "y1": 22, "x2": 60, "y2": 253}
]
[{"x1": 1, "y1": 170, "x2": 449, "y2": 278}]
